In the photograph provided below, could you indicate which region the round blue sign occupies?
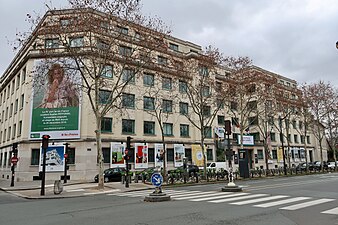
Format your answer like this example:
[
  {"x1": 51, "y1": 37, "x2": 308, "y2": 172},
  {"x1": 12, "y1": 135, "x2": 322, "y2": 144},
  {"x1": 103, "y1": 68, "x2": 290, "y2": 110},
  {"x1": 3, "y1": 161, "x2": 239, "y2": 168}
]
[{"x1": 151, "y1": 173, "x2": 163, "y2": 187}]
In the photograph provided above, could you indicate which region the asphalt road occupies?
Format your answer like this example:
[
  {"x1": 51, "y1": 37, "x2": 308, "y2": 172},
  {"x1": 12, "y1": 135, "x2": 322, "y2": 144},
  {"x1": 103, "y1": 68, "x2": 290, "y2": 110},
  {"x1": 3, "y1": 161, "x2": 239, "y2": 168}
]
[{"x1": 0, "y1": 173, "x2": 337, "y2": 225}]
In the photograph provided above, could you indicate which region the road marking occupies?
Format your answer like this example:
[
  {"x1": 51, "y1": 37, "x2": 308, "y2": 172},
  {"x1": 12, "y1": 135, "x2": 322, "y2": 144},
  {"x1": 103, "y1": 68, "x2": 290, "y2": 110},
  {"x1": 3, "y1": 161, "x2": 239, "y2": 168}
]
[
  {"x1": 280, "y1": 199, "x2": 336, "y2": 210},
  {"x1": 254, "y1": 197, "x2": 311, "y2": 208},
  {"x1": 321, "y1": 207, "x2": 338, "y2": 215},
  {"x1": 230, "y1": 195, "x2": 289, "y2": 205},
  {"x1": 209, "y1": 194, "x2": 268, "y2": 203},
  {"x1": 171, "y1": 191, "x2": 216, "y2": 199},
  {"x1": 190, "y1": 192, "x2": 246, "y2": 202},
  {"x1": 65, "y1": 189, "x2": 85, "y2": 192},
  {"x1": 83, "y1": 189, "x2": 120, "y2": 195}
]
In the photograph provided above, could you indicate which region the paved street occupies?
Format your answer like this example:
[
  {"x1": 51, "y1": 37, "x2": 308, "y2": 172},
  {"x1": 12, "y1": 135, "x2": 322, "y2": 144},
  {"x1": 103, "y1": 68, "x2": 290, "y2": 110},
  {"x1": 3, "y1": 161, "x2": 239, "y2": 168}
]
[{"x1": 0, "y1": 173, "x2": 337, "y2": 225}]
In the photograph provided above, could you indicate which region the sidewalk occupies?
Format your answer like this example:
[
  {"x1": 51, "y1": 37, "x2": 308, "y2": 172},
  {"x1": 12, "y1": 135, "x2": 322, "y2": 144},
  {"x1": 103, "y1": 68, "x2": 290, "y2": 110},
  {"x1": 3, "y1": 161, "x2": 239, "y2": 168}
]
[{"x1": 0, "y1": 178, "x2": 152, "y2": 199}]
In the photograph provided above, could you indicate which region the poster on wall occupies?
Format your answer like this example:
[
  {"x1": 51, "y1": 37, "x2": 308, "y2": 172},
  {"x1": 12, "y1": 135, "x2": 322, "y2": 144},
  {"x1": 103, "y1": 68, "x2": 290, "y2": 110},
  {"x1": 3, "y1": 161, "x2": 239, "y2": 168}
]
[
  {"x1": 135, "y1": 143, "x2": 148, "y2": 169},
  {"x1": 111, "y1": 142, "x2": 125, "y2": 168},
  {"x1": 192, "y1": 144, "x2": 204, "y2": 167},
  {"x1": 154, "y1": 143, "x2": 165, "y2": 168},
  {"x1": 174, "y1": 144, "x2": 185, "y2": 167},
  {"x1": 277, "y1": 147, "x2": 284, "y2": 163},
  {"x1": 30, "y1": 59, "x2": 81, "y2": 140},
  {"x1": 39, "y1": 145, "x2": 65, "y2": 172}
]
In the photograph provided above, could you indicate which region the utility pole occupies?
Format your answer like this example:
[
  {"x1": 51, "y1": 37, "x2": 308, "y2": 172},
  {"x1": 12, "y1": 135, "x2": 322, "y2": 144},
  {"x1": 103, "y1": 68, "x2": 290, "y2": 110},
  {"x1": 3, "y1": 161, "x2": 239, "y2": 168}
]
[
  {"x1": 63, "y1": 143, "x2": 70, "y2": 184},
  {"x1": 40, "y1": 135, "x2": 50, "y2": 196}
]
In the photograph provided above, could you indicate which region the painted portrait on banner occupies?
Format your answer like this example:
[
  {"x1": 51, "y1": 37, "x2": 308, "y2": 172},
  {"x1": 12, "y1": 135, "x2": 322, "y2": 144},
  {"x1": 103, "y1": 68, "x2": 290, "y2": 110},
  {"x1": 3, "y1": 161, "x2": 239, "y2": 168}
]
[
  {"x1": 155, "y1": 143, "x2": 165, "y2": 168},
  {"x1": 192, "y1": 144, "x2": 205, "y2": 167},
  {"x1": 174, "y1": 144, "x2": 185, "y2": 167},
  {"x1": 135, "y1": 143, "x2": 148, "y2": 169},
  {"x1": 30, "y1": 59, "x2": 81, "y2": 140}
]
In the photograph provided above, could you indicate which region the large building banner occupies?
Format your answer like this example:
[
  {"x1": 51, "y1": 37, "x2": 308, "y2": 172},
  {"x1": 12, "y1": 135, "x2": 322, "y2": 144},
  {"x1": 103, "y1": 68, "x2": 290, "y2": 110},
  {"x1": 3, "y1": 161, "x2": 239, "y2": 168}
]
[
  {"x1": 174, "y1": 144, "x2": 185, "y2": 167},
  {"x1": 277, "y1": 147, "x2": 284, "y2": 163},
  {"x1": 39, "y1": 145, "x2": 65, "y2": 172},
  {"x1": 111, "y1": 142, "x2": 125, "y2": 168},
  {"x1": 135, "y1": 143, "x2": 148, "y2": 169},
  {"x1": 192, "y1": 144, "x2": 204, "y2": 167},
  {"x1": 154, "y1": 143, "x2": 165, "y2": 168},
  {"x1": 30, "y1": 59, "x2": 81, "y2": 140}
]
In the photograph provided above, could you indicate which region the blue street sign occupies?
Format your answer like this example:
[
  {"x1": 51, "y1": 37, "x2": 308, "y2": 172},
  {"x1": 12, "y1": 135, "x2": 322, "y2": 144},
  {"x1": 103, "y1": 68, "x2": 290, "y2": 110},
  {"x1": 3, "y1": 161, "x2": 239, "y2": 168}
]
[{"x1": 151, "y1": 173, "x2": 163, "y2": 187}]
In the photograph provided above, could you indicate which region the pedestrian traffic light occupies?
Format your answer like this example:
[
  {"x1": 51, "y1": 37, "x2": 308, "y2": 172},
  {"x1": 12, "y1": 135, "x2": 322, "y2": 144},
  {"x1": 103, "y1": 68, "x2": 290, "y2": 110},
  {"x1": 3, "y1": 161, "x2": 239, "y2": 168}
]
[
  {"x1": 12, "y1": 143, "x2": 18, "y2": 155},
  {"x1": 225, "y1": 120, "x2": 231, "y2": 135},
  {"x1": 42, "y1": 135, "x2": 50, "y2": 149}
]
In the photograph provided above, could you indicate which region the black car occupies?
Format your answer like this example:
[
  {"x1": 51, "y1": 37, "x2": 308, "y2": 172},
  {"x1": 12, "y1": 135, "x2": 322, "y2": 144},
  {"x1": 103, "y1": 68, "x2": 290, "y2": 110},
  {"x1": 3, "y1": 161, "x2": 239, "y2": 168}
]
[{"x1": 94, "y1": 167, "x2": 126, "y2": 183}]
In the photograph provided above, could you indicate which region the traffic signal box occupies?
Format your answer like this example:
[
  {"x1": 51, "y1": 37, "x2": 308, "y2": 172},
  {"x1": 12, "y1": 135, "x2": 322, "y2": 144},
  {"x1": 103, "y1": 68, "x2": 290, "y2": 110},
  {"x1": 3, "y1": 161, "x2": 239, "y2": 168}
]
[{"x1": 42, "y1": 135, "x2": 50, "y2": 149}]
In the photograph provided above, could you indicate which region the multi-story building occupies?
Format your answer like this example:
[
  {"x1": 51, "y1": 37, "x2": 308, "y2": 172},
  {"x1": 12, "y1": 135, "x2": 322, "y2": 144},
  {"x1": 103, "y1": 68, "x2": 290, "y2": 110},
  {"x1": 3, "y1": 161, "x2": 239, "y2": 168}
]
[{"x1": 0, "y1": 8, "x2": 327, "y2": 181}]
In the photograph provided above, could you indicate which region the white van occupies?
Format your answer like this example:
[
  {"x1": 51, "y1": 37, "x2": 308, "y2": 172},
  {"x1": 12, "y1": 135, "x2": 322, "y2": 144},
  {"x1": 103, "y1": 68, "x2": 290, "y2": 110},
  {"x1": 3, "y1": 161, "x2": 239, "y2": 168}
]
[{"x1": 207, "y1": 162, "x2": 227, "y2": 171}]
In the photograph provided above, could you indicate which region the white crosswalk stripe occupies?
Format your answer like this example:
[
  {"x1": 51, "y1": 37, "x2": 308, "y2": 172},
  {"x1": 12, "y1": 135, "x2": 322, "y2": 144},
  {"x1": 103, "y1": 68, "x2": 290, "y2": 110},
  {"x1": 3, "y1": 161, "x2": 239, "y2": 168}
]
[
  {"x1": 230, "y1": 195, "x2": 289, "y2": 205},
  {"x1": 106, "y1": 189, "x2": 337, "y2": 215},
  {"x1": 280, "y1": 199, "x2": 335, "y2": 210},
  {"x1": 254, "y1": 197, "x2": 311, "y2": 208},
  {"x1": 209, "y1": 194, "x2": 268, "y2": 203},
  {"x1": 321, "y1": 207, "x2": 338, "y2": 215}
]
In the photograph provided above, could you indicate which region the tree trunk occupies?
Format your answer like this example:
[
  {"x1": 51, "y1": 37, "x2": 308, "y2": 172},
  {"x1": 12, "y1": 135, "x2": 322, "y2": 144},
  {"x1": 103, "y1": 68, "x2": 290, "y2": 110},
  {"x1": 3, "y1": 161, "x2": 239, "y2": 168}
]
[{"x1": 96, "y1": 116, "x2": 104, "y2": 189}]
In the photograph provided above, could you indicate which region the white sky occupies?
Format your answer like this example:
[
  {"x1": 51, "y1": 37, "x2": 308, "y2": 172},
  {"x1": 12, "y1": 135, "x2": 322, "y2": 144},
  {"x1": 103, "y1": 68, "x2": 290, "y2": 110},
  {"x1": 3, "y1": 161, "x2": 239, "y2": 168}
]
[{"x1": 0, "y1": 0, "x2": 337, "y2": 86}]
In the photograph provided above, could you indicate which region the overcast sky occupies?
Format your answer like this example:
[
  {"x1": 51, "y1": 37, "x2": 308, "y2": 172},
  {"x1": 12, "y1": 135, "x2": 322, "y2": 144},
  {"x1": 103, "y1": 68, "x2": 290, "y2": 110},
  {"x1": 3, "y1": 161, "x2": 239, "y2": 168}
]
[{"x1": 0, "y1": 0, "x2": 337, "y2": 86}]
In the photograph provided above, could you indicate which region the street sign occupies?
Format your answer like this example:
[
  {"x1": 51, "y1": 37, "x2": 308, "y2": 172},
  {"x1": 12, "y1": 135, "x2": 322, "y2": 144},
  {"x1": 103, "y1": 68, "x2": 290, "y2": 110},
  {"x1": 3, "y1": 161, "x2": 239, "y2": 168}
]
[
  {"x1": 151, "y1": 173, "x2": 163, "y2": 187},
  {"x1": 11, "y1": 157, "x2": 18, "y2": 164}
]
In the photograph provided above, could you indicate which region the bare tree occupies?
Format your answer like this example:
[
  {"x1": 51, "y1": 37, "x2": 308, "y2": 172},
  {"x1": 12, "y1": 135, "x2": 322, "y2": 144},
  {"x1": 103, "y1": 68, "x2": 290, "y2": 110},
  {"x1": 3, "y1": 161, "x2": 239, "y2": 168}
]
[
  {"x1": 17, "y1": 0, "x2": 170, "y2": 189},
  {"x1": 301, "y1": 81, "x2": 337, "y2": 172}
]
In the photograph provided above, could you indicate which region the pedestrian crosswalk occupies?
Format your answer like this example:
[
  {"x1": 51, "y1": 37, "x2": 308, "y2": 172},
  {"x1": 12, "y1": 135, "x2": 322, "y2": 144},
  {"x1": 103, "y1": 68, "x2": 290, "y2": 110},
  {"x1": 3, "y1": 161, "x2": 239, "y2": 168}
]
[{"x1": 107, "y1": 189, "x2": 337, "y2": 215}]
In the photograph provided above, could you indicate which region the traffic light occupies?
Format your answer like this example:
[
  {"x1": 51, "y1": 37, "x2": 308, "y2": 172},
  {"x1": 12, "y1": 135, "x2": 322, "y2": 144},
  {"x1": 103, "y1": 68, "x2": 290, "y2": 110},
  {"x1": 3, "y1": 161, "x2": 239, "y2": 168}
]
[
  {"x1": 225, "y1": 120, "x2": 231, "y2": 135},
  {"x1": 12, "y1": 143, "x2": 18, "y2": 155},
  {"x1": 42, "y1": 135, "x2": 50, "y2": 149},
  {"x1": 126, "y1": 136, "x2": 132, "y2": 150}
]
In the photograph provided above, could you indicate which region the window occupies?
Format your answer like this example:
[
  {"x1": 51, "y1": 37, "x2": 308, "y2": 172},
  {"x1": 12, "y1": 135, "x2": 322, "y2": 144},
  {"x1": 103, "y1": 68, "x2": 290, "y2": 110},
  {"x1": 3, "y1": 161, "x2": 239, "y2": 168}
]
[
  {"x1": 102, "y1": 148, "x2": 110, "y2": 163},
  {"x1": 179, "y1": 102, "x2": 188, "y2": 115},
  {"x1": 122, "y1": 93, "x2": 135, "y2": 109},
  {"x1": 22, "y1": 67, "x2": 26, "y2": 84},
  {"x1": 167, "y1": 148, "x2": 174, "y2": 161},
  {"x1": 162, "y1": 100, "x2": 173, "y2": 113},
  {"x1": 218, "y1": 115, "x2": 225, "y2": 125},
  {"x1": 202, "y1": 86, "x2": 210, "y2": 97},
  {"x1": 144, "y1": 121, "x2": 155, "y2": 135},
  {"x1": 60, "y1": 18, "x2": 70, "y2": 27},
  {"x1": 7, "y1": 85, "x2": 10, "y2": 98},
  {"x1": 207, "y1": 149, "x2": 213, "y2": 160},
  {"x1": 9, "y1": 103, "x2": 13, "y2": 117},
  {"x1": 202, "y1": 106, "x2": 211, "y2": 117},
  {"x1": 162, "y1": 77, "x2": 172, "y2": 90},
  {"x1": 204, "y1": 126, "x2": 212, "y2": 138},
  {"x1": 294, "y1": 134, "x2": 298, "y2": 143},
  {"x1": 20, "y1": 94, "x2": 24, "y2": 109},
  {"x1": 12, "y1": 124, "x2": 16, "y2": 139},
  {"x1": 31, "y1": 149, "x2": 40, "y2": 165},
  {"x1": 180, "y1": 124, "x2": 189, "y2": 137},
  {"x1": 96, "y1": 39, "x2": 109, "y2": 50},
  {"x1": 11, "y1": 80, "x2": 15, "y2": 94},
  {"x1": 45, "y1": 38, "x2": 59, "y2": 48},
  {"x1": 252, "y1": 132, "x2": 260, "y2": 141},
  {"x1": 248, "y1": 116, "x2": 258, "y2": 126},
  {"x1": 301, "y1": 135, "x2": 305, "y2": 144},
  {"x1": 257, "y1": 150, "x2": 264, "y2": 159},
  {"x1": 292, "y1": 120, "x2": 297, "y2": 129},
  {"x1": 99, "y1": 90, "x2": 112, "y2": 104},
  {"x1": 143, "y1": 73, "x2": 154, "y2": 86},
  {"x1": 169, "y1": 43, "x2": 179, "y2": 51},
  {"x1": 230, "y1": 101, "x2": 238, "y2": 111},
  {"x1": 163, "y1": 123, "x2": 173, "y2": 136},
  {"x1": 247, "y1": 84, "x2": 256, "y2": 93},
  {"x1": 144, "y1": 97, "x2": 155, "y2": 110},
  {"x1": 101, "y1": 117, "x2": 112, "y2": 132},
  {"x1": 247, "y1": 101, "x2": 257, "y2": 110},
  {"x1": 199, "y1": 65, "x2": 209, "y2": 76},
  {"x1": 270, "y1": 132, "x2": 276, "y2": 142},
  {"x1": 7, "y1": 127, "x2": 11, "y2": 141},
  {"x1": 299, "y1": 121, "x2": 303, "y2": 130},
  {"x1": 307, "y1": 136, "x2": 311, "y2": 144},
  {"x1": 67, "y1": 148, "x2": 76, "y2": 164},
  {"x1": 272, "y1": 150, "x2": 277, "y2": 159},
  {"x1": 70, "y1": 37, "x2": 84, "y2": 47},
  {"x1": 157, "y1": 56, "x2": 168, "y2": 65},
  {"x1": 117, "y1": 25, "x2": 128, "y2": 34},
  {"x1": 100, "y1": 65, "x2": 113, "y2": 78},
  {"x1": 288, "y1": 134, "x2": 292, "y2": 143},
  {"x1": 14, "y1": 99, "x2": 18, "y2": 114},
  {"x1": 18, "y1": 121, "x2": 22, "y2": 136},
  {"x1": 179, "y1": 80, "x2": 187, "y2": 93},
  {"x1": 122, "y1": 68, "x2": 135, "y2": 83},
  {"x1": 119, "y1": 45, "x2": 132, "y2": 56},
  {"x1": 122, "y1": 119, "x2": 135, "y2": 134}
]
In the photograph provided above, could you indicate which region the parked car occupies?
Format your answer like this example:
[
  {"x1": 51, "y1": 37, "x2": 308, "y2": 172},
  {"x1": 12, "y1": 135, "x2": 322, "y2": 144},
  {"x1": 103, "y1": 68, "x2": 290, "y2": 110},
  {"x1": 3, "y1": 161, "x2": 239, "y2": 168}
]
[
  {"x1": 327, "y1": 161, "x2": 337, "y2": 169},
  {"x1": 94, "y1": 167, "x2": 126, "y2": 183},
  {"x1": 313, "y1": 161, "x2": 328, "y2": 170},
  {"x1": 296, "y1": 162, "x2": 307, "y2": 171}
]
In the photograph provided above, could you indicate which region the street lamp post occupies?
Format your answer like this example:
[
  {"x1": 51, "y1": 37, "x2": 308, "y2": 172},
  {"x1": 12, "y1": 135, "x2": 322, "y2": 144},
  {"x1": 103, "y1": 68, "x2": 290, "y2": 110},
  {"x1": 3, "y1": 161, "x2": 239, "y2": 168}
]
[{"x1": 279, "y1": 116, "x2": 288, "y2": 175}]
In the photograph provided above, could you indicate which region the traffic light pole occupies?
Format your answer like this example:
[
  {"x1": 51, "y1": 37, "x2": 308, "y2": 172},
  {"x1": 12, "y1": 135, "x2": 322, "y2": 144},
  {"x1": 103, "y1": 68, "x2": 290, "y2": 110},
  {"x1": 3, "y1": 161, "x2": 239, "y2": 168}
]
[
  {"x1": 40, "y1": 146, "x2": 47, "y2": 196},
  {"x1": 10, "y1": 164, "x2": 15, "y2": 187},
  {"x1": 64, "y1": 143, "x2": 69, "y2": 184}
]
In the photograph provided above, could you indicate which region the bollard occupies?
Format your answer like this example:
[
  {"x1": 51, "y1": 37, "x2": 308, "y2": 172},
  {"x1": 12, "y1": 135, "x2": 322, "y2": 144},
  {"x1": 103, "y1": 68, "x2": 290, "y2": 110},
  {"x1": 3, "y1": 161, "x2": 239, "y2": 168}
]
[{"x1": 54, "y1": 180, "x2": 63, "y2": 195}]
